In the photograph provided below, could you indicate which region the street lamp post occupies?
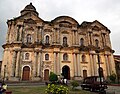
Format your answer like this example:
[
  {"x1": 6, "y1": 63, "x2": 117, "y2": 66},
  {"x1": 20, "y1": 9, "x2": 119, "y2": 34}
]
[{"x1": 95, "y1": 49, "x2": 106, "y2": 94}]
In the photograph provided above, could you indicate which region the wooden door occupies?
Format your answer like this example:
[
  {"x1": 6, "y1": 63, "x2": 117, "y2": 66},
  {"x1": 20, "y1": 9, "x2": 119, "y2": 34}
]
[
  {"x1": 22, "y1": 66, "x2": 30, "y2": 81},
  {"x1": 83, "y1": 70, "x2": 87, "y2": 78},
  {"x1": 44, "y1": 69, "x2": 49, "y2": 81}
]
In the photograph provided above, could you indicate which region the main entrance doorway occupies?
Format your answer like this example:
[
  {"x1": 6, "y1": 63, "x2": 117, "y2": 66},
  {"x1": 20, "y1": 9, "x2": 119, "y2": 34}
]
[
  {"x1": 62, "y1": 65, "x2": 70, "y2": 80},
  {"x1": 83, "y1": 70, "x2": 87, "y2": 78},
  {"x1": 22, "y1": 66, "x2": 30, "y2": 81},
  {"x1": 44, "y1": 69, "x2": 49, "y2": 81}
]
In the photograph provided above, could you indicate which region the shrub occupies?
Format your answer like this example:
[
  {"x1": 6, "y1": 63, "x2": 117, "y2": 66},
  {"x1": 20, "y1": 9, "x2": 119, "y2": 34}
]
[
  {"x1": 45, "y1": 84, "x2": 69, "y2": 94},
  {"x1": 49, "y1": 72, "x2": 58, "y2": 83},
  {"x1": 109, "y1": 73, "x2": 116, "y2": 83},
  {"x1": 70, "y1": 80, "x2": 79, "y2": 90}
]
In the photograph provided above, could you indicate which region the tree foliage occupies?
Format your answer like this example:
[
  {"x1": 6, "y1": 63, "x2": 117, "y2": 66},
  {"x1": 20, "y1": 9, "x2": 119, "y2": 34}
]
[
  {"x1": 49, "y1": 72, "x2": 58, "y2": 82},
  {"x1": 109, "y1": 72, "x2": 116, "y2": 83},
  {"x1": 70, "y1": 80, "x2": 79, "y2": 90}
]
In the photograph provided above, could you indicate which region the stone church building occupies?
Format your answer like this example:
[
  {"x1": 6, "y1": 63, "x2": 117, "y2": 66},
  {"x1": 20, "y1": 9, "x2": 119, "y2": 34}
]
[{"x1": 1, "y1": 3, "x2": 116, "y2": 81}]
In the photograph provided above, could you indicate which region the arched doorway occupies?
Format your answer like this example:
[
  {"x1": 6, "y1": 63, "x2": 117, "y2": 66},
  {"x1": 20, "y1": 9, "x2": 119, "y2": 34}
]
[
  {"x1": 98, "y1": 67, "x2": 104, "y2": 77},
  {"x1": 62, "y1": 65, "x2": 70, "y2": 80},
  {"x1": 83, "y1": 70, "x2": 87, "y2": 78},
  {"x1": 22, "y1": 66, "x2": 30, "y2": 81},
  {"x1": 44, "y1": 69, "x2": 49, "y2": 81}
]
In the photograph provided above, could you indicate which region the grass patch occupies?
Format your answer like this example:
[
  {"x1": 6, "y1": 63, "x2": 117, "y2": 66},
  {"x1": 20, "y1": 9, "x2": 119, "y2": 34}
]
[
  {"x1": 7, "y1": 86, "x2": 97, "y2": 94},
  {"x1": 8, "y1": 86, "x2": 46, "y2": 94}
]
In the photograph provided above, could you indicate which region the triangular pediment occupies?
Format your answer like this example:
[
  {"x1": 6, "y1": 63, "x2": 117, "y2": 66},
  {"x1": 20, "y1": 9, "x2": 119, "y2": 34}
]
[
  {"x1": 11, "y1": 12, "x2": 44, "y2": 23},
  {"x1": 91, "y1": 20, "x2": 108, "y2": 30},
  {"x1": 24, "y1": 18, "x2": 36, "y2": 24}
]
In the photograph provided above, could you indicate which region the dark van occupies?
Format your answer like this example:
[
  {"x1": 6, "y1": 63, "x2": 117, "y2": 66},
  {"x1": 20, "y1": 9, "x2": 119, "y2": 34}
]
[{"x1": 81, "y1": 76, "x2": 107, "y2": 91}]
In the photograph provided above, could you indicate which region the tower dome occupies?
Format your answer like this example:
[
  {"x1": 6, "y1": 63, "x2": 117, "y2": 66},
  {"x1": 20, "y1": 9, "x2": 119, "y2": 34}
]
[{"x1": 20, "y1": 3, "x2": 39, "y2": 16}]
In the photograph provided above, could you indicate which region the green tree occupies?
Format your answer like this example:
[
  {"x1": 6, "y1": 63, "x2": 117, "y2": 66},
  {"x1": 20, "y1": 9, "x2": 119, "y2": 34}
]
[
  {"x1": 70, "y1": 80, "x2": 79, "y2": 90},
  {"x1": 49, "y1": 72, "x2": 58, "y2": 83},
  {"x1": 109, "y1": 72, "x2": 116, "y2": 83}
]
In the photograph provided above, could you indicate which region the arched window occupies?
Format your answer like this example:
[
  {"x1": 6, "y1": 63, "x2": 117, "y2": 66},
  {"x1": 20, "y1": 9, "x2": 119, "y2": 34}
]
[
  {"x1": 25, "y1": 53, "x2": 29, "y2": 60},
  {"x1": 63, "y1": 37, "x2": 67, "y2": 46},
  {"x1": 45, "y1": 35, "x2": 49, "y2": 44},
  {"x1": 45, "y1": 54, "x2": 49, "y2": 60},
  {"x1": 95, "y1": 39, "x2": 99, "y2": 47},
  {"x1": 63, "y1": 53, "x2": 68, "y2": 61},
  {"x1": 26, "y1": 34, "x2": 32, "y2": 43},
  {"x1": 80, "y1": 38, "x2": 84, "y2": 46},
  {"x1": 82, "y1": 55, "x2": 86, "y2": 62}
]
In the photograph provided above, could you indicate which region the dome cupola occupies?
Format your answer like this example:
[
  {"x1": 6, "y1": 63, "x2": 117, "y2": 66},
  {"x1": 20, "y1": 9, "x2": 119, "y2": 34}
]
[{"x1": 20, "y1": 3, "x2": 39, "y2": 16}]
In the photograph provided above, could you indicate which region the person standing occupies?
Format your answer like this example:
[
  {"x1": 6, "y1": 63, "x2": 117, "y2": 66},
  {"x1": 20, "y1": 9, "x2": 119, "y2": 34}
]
[{"x1": 2, "y1": 83, "x2": 7, "y2": 93}]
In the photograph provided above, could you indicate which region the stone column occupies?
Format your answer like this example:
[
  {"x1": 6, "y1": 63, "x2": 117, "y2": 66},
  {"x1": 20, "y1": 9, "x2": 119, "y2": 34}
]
[
  {"x1": 101, "y1": 33, "x2": 104, "y2": 47},
  {"x1": 93, "y1": 54, "x2": 98, "y2": 76},
  {"x1": 56, "y1": 28, "x2": 60, "y2": 44},
  {"x1": 19, "y1": 26, "x2": 23, "y2": 41},
  {"x1": 56, "y1": 53, "x2": 58, "y2": 74},
  {"x1": 76, "y1": 31, "x2": 78, "y2": 45},
  {"x1": 35, "y1": 27, "x2": 40, "y2": 43},
  {"x1": 94, "y1": 55, "x2": 99, "y2": 75},
  {"x1": 40, "y1": 51, "x2": 43, "y2": 78},
  {"x1": 36, "y1": 52, "x2": 39, "y2": 76},
  {"x1": 56, "y1": 28, "x2": 58, "y2": 43},
  {"x1": 37, "y1": 52, "x2": 40, "y2": 76},
  {"x1": 19, "y1": 52, "x2": 23, "y2": 79},
  {"x1": 72, "y1": 31, "x2": 74, "y2": 45},
  {"x1": 6, "y1": 26, "x2": 10, "y2": 43},
  {"x1": 15, "y1": 51, "x2": 21, "y2": 77},
  {"x1": 54, "y1": 53, "x2": 56, "y2": 74},
  {"x1": 105, "y1": 55, "x2": 109, "y2": 75},
  {"x1": 87, "y1": 32, "x2": 90, "y2": 45},
  {"x1": 12, "y1": 51, "x2": 17, "y2": 77},
  {"x1": 74, "y1": 31, "x2": 76, "y2": 45},
  {"x1": 77, "y1": 54, "x2": 80, "y2": 76},
  {"x1": 108, "y1": 55, "x2": 112, "y2": 75},
  {"x1": 73, "y1": 54, "x2": 77, "y2": 76},
  {"x1": 34, "y1": 52, "x2": 37, "y2": 76},
  {"x1": 22, "y1": 25, "x2": 25, "y2": 43},
  {"x1": 1, "y1": 50, "x2": 6, "y2": 77},
  {"x1": 76, "y1": 54, "x2": 78, "y2": 76},
  {"x1": 16, "y1": 26, "x2": 20, "y2": 41},
  {"x1": 39, "y1": 27, "x2": 42, "y2": 43},
  {"x1": 41, "y1": 27, "x2": 44, "y2": 43},
  {"x1": 103, "y1": 34, "x2": 106, "y2": 45},
  {"x1": 89, "y1": 32, "x2": 92, "y2": 45},
  {"x1": 35, "y1": 27, "x2": 38, "y2": 42},
  {"x1": 58, "y1": 29, "x2": 60, "y2": 44},
  {"x1": 53, "y1": 28, "x2": 56, "y2": 44},
  {"x1": 57, "y1": 53, "x2": 60, "y2": 75},
  {"x1": 90, "y1": 54, "x2": 94, "y2": 76},
  {"x1": 104, "y1": 55, "x2": 109, "y2": 76}
]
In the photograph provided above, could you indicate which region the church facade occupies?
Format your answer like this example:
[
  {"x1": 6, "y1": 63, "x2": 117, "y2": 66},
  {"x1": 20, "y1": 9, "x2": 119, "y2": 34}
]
[{"x1": 1, "y1": 3, "x2": 116, "y2": 81}]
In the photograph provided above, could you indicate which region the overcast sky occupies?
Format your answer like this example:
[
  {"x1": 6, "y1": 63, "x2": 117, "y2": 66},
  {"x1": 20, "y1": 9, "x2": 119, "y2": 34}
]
[{"x1": 0, "y1": 0, "x2": 120, "y2": 60}]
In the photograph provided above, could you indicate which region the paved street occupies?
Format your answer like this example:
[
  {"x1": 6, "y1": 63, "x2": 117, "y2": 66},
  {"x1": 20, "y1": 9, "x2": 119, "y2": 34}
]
[
  {"x1": 106, "y1": 85, "x2": 120, "y2": 94},
  {"x1": 76, "y1": 85, "x2": 120, "y2": 94}
]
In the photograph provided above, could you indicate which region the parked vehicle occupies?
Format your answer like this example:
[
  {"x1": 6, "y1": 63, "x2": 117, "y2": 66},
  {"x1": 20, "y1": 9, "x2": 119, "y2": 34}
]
[{"x1": 81, "y1": 76, "x2": 107, "y2": 91}]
